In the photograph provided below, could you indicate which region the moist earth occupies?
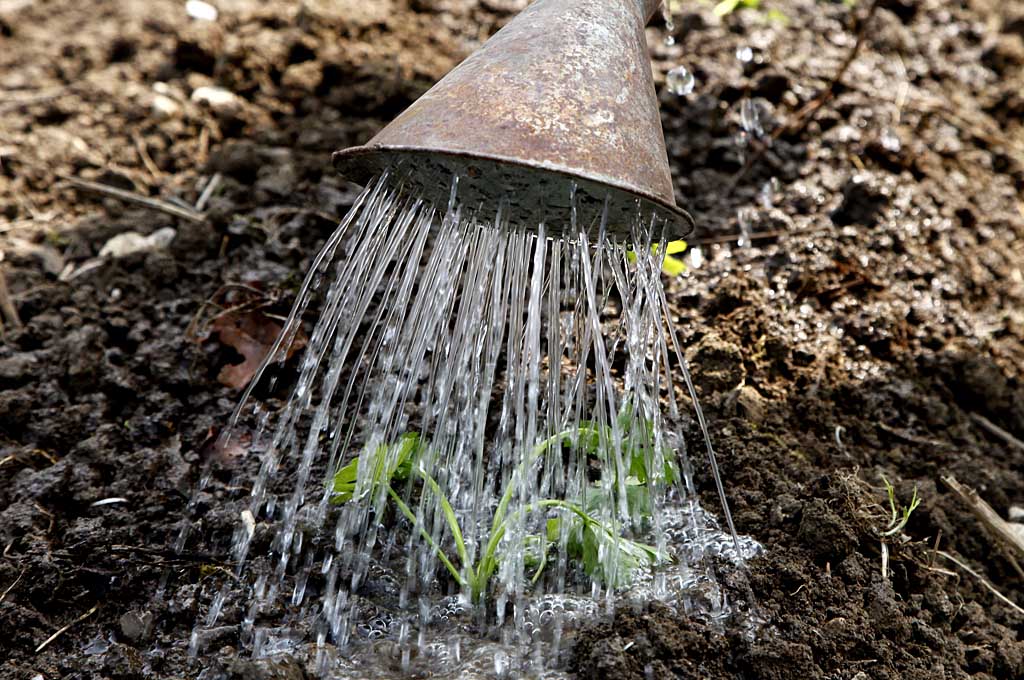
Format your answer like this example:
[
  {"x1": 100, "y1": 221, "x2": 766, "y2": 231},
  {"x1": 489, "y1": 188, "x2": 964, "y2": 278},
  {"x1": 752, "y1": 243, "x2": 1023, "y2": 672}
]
[{"x1": 2, "y1": 0, "x2": 1024, "y2": 679}]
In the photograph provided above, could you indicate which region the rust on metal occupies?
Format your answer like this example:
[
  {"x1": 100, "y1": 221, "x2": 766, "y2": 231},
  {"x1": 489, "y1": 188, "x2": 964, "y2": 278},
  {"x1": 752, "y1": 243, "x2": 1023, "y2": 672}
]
[{"x1": 333, "y1": 0, "x2": 691, "y2": 241}]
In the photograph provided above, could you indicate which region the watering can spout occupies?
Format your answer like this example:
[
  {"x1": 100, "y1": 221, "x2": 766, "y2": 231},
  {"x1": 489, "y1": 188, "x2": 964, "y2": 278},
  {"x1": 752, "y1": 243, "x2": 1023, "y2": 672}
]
[{"x1": 332, "y1": 0, "x2": 692, "y2": 240}]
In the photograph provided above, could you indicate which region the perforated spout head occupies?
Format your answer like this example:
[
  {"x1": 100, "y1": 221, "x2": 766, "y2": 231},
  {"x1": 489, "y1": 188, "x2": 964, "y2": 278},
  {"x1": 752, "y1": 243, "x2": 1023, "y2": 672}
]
[{"x1": 332, "y1": 0, "x2": 692, "y2": 241}]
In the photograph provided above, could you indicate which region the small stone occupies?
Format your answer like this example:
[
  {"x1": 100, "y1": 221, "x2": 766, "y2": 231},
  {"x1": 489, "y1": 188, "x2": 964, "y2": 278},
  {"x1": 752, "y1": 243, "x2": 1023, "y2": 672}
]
[
  {"x1": 99, "y1": 227, "x2": 176, "y2": 259},
  {"x1": 736, "y1": 385, "x2": 766, "y2": 424},
  {"x1": 185, "y1": 0, "x2": 218, "y2": 21},
  {"x1": 191, "y1": 86, "x2": 244, "y2": 118},
  {"x1": 152, "y1": 93, "x2": 181, "y2": 120},
  {"x1": 119, "y1": 610, "x2": 154, "y2": 642},
  {"x1": 0, "y1": 353, "x2": 40, "y2": 385}
]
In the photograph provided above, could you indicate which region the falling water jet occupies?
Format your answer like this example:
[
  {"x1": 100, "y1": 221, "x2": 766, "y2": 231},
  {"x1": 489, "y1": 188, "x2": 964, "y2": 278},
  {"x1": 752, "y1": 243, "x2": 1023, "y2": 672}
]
[{"x1": 176, "y1": 0, "x2": 763, "y2": 676}]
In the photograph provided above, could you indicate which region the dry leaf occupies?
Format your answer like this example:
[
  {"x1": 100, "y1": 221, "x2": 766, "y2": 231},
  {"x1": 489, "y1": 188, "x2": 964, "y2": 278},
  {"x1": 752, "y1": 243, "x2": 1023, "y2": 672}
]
[{"x1": 210, "y1": 311, "x2": 305, "y2": 390}]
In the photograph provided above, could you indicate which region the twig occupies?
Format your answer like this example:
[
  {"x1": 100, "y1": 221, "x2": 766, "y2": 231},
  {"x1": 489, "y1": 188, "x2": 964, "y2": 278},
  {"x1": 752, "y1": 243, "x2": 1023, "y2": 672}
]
[
  {"x1": 969, "y1": 413, "x2": 1024, "y2": 454},
  {"x1": 58, "y1": 175, "x2": 204, "y2": 223},
  {"x1": 878, "y1": 422, "x2": 948, "y2": 449},
  {"x1": 0, "y1": 265, "x2": 22, "y2": 331},
  {"x1": 0, "y1": 86, "x2": 67, "y2": 113},
  {"x1": 943, "y1": 475, "x2": 1024, "y2": 558},
  {"x1": 942, "y1": 475, "x2": 1024, "y2": 581},
  {"x1": 687, "y1": 226, "x2": 801, "y2": 246},
  {"x1": 108, "y1": 544, "x2": 226, "y2": 563},
  {"x1": 928, "y1": 531, "x2": 942, "y2": 571},
  {"x1": 0, "y1": 568, "x2": 25, "y2": 603},
  {"x1": 35, "y1": 603, "x2": 99, "y2": 653},
  {"x1": 195, "y1": 172, "x2": 223, "y2": 212},
  {"x1": 132, "y1": 131, "x2": 163, "y2": 181},
  {"x1": 936, "y1": 551, "x2": 1024, "y2": 616}
]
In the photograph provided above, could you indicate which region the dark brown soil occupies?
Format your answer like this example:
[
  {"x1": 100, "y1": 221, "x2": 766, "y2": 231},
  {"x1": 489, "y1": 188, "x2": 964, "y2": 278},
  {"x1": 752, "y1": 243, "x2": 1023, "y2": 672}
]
[{"x1": 2, "y1": 0, "x2": 1024, "y2": 679}]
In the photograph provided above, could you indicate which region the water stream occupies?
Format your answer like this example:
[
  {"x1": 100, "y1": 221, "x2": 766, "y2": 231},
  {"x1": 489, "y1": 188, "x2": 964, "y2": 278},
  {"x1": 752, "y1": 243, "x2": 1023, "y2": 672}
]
[{"x1": 180, "y1": 170, "x2": 760, "y2": 678}]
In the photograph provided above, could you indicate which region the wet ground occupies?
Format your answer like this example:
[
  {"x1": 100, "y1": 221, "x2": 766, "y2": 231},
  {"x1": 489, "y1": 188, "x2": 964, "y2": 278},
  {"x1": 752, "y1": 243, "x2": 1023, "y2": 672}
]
[{"x1": 2, "y1": 0, "x2": 1024, "y2": 678}]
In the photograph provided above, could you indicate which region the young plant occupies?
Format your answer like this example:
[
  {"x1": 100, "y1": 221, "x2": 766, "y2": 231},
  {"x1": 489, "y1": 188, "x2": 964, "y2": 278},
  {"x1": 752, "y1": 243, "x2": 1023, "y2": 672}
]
[
  {"x1": 880, "y1": 475, "x2": 921, "y2": 537},
  {"x1": 330, "y1": 415, "x2": 675, "y2": 603}
]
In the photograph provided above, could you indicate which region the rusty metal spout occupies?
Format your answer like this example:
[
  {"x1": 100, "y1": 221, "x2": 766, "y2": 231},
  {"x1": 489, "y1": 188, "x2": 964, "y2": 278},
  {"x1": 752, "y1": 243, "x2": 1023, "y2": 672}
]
[{"x1": 332, "y1": 0, "x2": 692, "y2": 241}]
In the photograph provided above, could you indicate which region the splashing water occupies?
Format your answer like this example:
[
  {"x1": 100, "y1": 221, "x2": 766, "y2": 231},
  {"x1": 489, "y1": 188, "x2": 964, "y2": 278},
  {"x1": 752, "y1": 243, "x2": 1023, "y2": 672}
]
[
  {"x1": 737, "y1": 206, "x2": 757, "y2": 249},
  {"x1": 739, "y1": 99, "x2": 763, "y2": 140},
  {"x1": 180, "y1": 171, "x2": 759, "y2": 677}
]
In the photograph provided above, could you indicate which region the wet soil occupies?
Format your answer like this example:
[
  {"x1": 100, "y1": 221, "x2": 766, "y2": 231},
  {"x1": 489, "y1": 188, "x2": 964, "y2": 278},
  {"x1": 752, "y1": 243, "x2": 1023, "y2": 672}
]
[{"x1": 2, "y1": 0, "x2": 1024, "y2": 678}]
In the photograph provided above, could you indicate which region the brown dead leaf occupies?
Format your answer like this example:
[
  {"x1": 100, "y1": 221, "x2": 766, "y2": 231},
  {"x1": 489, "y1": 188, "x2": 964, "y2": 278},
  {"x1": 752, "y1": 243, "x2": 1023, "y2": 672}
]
[{"x1": 210, "y1": 311, "x2": 305, "y2": 390}]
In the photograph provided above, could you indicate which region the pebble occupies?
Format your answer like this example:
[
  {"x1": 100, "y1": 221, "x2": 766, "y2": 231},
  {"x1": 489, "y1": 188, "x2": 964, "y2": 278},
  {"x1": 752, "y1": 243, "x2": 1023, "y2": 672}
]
[
  {"x1": 119, "y1": 611, "x2": 155, "y2": 642},
  {"x1": 191, "y1": 86, "x2": 243, "y2": 118},
  {"x1": 152, "y1": 93, "x2": 181, "y2": 120},
  {"x1": 99, "y1": 227, "x2": 177, "y2": 259},
  {"x1": 185, "y1": 0, "x2": 218, "y2": 22}
]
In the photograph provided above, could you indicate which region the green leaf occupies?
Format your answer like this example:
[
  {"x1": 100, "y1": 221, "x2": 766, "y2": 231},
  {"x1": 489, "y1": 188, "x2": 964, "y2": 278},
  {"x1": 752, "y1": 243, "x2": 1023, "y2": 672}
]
[
  {"x1": 661, "y1": 255, "x2": 687, "y2": 276},
  {"x1": 330, "y1": 432, "x2": 420, "y2": 504},
  {"x1": 627, "y1": 240, "x2": 688, "y2": 276},
  {"x1": 664, "y1": 239, "x2": 688, "y2": 255},
  {"x1": 419, "y1": 464, "x2": 468, "y2": 567},
  {"x1": 713, "y1": 0, "x2": 741, "y2": 15}
]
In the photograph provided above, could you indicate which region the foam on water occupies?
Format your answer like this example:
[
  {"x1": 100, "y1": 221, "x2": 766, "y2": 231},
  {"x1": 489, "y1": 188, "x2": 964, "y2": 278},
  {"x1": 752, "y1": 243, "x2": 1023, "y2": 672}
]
[{"x1": 179, "y1": 171, "x2": 761, "y2": 677}]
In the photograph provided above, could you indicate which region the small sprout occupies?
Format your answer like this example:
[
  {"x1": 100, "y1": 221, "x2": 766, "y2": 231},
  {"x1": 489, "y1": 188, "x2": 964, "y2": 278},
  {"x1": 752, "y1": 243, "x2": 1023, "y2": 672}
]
[{"x1": 880, "y1": 476, "x2": 921, "y2": 537}]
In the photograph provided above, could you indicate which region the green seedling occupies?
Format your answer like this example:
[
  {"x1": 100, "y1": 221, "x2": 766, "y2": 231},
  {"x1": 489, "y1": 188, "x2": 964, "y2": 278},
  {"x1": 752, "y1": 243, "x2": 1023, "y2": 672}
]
[
  {"x1": 880, "y1": 475, "x2": 921, "y2": 537},
  {"x1": 330, "y1": 413, "x2": 675, "y2": 603}
]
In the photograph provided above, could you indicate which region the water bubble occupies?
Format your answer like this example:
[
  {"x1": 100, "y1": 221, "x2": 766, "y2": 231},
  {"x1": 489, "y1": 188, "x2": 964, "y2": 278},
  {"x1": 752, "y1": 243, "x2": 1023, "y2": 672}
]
[
  {"x1": 759, "y1": 178, "x2": 778, "y2": 210},
  {"x1": 690, "y1": 246, "x2": 704, "y2": 269},
  {"x1": 735, "y1": 46, "x2": 753, "y2": 63},
  {"x1": 880, "y1": 127, "x2": 901, "y2": 152},
  {"x1": 666, "y1": 66, "x2": 695, "y2": 96}
]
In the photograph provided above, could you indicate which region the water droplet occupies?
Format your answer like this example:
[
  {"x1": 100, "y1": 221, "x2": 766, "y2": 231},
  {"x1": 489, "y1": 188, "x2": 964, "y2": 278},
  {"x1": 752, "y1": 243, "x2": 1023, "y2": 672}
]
[
  {"x1": 740, "y1": 99, "x2": 763, "y2": 138},
  {"x1": 666, "y1": 66, "x2": 695, "y2": 96},
  {"x1": 735, "y1": 46, "x2": 753, "y2": 63},
  {"x1": 690, "y1": 246, "x2": 704, "y2": 269},
  {"x1": 664, "y1": 34, "x2": 676, "y2": 46},
  {"x1": 737, "y1": 207, "x2": 756, "y2": 248},
  {"x1": 759, "y1": 179, "x2": 777, "y2": 210},
  {"x1": 880, "y1": 127, "x2": 901, "y2": 152}
]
